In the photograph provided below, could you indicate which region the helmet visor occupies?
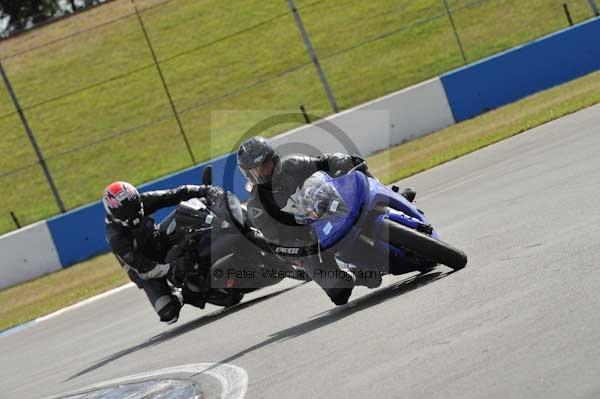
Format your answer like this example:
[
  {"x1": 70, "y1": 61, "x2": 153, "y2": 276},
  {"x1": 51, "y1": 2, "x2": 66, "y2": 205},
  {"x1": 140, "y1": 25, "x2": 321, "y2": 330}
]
[
  {"x1": 112, "y1": 200, "x2": 144, "y2": 227},
  {"x1": 240, "y1": 161, "x2": 274, "y2": 185}
]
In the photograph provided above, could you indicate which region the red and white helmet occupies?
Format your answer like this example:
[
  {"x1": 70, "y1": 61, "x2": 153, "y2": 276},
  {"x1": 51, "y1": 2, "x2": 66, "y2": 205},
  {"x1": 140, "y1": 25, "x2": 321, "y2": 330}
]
[{"x1": 102, "y1": 182, "x2": 144, "y2": 227}]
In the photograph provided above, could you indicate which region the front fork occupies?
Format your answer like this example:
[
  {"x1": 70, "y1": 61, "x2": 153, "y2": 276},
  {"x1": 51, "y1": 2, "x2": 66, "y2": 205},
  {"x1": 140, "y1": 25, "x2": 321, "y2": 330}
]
[{"x1": 371, "y1": 207, "x2": 435, "y2": 239}]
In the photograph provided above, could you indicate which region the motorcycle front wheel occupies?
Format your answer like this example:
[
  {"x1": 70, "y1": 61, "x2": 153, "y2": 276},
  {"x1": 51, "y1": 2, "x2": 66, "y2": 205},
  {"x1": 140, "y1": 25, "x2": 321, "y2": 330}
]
[{"x1": 378, "y1": 219, "x2": 467, "y2": 270}]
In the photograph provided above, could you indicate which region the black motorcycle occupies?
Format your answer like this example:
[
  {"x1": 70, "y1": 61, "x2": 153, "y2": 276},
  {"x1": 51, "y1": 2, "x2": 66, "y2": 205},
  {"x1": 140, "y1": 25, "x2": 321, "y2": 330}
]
[{"x1": 160, "y1": 166, "x2": 306, "y2": 309}]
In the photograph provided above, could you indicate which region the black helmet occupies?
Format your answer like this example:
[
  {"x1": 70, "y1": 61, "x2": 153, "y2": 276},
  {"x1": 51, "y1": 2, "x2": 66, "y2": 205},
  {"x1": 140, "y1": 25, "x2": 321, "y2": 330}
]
[
  {"x1": 237, "y1": 136, "x2": 279, "y2": 184},
  {"x1": 102, "y1": 181, "x2": 144, "y2": 227}
]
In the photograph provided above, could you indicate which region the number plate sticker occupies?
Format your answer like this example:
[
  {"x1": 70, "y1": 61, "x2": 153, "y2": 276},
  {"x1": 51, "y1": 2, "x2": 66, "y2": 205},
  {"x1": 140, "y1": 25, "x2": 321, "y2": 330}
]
[
  {"x1": 329, "y1": 200, "x2": 339, "y2": 212},
  {"x1": 323, "y1": 221, "x2": 333, "y2": 235}
]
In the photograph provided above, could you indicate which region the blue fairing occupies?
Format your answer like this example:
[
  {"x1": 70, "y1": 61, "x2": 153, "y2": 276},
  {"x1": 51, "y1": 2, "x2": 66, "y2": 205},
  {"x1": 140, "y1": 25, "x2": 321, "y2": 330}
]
[
  {"x1": 312, "y1": 172, "x2": 366, "y2": 248},
  {"x1": 365, "y1": 176, "x2": 427, "y2": 222},
  {"x1": 311, "y1": 171, "x2": 439, "y2": 253}
]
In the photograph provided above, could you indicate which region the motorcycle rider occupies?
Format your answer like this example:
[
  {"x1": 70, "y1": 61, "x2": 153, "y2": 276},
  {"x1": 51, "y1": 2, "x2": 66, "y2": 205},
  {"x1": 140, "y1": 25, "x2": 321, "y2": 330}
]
[
  {"x1": 237, "y1": 136, "x2": 416, "y2": 305},
  {"x1": 103, "y1": 181, "x2": 223, "y2": 324}
]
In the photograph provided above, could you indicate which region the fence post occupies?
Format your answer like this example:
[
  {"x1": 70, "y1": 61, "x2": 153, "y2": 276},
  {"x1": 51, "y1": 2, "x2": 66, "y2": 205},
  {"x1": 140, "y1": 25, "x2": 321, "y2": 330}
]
[
  {"x1": 563, "y1": 3, "x2": 574, "y2": 26},
  {"x1": 299, "y1": 105, "x2": 311, "y2": 124},
  {"x1": 287, "y1": 0, "x2": 339, "y2": 113},
  {"x1": 588, "y1": 0, "x2": 600, "y2": 16},
  {"x1": 10, "y1": 211, "x2": 21, "y2": 229},
  {"x1": 441, "y1": 0, "x2": 468, "y2": 65},
  {"x1": 133, "y1": 5, "x2": 196, "y2": 165},
  {"x1": 0, "y1": 62, "x2": 66, "y2": 213}
]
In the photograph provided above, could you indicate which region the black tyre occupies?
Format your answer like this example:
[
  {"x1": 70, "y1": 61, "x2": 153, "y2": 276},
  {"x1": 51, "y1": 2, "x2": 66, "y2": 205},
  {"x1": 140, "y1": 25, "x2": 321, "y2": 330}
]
[
  {"x1": 379, "y1": 219, "x2": 467, "y2": 270},
  {"x1": 207, "y1": 290, "x2": 244, "y2": 308},
  {"x1": 223, "y1": 291, "x2": 244, "y2": 307}
]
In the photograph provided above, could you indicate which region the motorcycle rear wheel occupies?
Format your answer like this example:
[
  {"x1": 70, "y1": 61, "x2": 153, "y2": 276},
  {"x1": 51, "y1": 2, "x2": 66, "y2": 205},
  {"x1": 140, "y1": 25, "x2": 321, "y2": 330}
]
[{"x1": 207, "y1": 290, "x2": 244, "y2": 308}]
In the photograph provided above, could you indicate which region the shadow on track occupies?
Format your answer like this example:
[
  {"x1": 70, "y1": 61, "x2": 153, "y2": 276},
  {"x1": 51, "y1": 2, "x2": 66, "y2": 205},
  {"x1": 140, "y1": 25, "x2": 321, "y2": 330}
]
[
  {"x1": 66, "y1": 282, "x2": 306, "y2": 382},
  {"x1": 215, "y1": 269, "x2": 454, "y2": 366}
]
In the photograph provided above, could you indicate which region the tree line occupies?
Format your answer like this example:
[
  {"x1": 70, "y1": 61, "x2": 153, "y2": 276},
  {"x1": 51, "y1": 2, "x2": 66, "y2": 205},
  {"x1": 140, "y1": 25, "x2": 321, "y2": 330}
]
[{"x1": 0, "y1": 0, "x2": 107, "y2": 37}]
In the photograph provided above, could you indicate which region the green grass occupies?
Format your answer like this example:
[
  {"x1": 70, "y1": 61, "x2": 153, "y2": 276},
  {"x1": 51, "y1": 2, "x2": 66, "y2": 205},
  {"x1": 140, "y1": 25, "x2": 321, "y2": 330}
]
[
  {"x1": 0, "y1": 0, "x2": 596, "y2": 233},
  {"x1": 0, "y1": 252, "x2": 128, "y2": 331},
  {"x1": 2, "y1": 68, "x2": 599, "y2": 332}
]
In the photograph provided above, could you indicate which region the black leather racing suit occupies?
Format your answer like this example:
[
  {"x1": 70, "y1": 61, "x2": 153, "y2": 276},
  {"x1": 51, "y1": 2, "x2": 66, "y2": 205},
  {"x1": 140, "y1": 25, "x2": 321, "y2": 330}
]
[
  {"x1": 105, "y1": 185, "x2": 221, "y2": 318},
  {"x1": 246, "y1": 153, "x2": 359, "y2": 297},
  {"x1": 247, "y1": 154, "x2": 356, "y2": 245}
]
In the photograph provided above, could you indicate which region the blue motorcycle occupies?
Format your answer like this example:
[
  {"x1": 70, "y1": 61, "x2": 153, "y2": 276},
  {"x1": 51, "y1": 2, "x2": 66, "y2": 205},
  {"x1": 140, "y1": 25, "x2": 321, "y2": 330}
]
[{"x1": 224, "y1": 169, "x2": 467, "y2": 277}]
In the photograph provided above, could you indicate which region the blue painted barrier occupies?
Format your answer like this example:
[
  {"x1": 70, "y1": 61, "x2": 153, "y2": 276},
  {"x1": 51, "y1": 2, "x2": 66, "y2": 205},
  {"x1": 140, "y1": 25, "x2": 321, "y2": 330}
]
[
  {"x1": 47, "y1": 152, "x2": 247, "y2": 268},
  {"x1": 47, "y1": 202, "x2": 107, "y2": 268},
  {"x1": 441, "y1": 18, "x2": 600, "y2": 122}
]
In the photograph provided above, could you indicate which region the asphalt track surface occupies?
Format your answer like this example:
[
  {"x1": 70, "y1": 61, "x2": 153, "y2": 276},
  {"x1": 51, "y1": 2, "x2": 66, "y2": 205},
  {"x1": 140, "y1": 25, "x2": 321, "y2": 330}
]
[{"x1": 2, "y1": 104, "x2": 600, "y2": 398}]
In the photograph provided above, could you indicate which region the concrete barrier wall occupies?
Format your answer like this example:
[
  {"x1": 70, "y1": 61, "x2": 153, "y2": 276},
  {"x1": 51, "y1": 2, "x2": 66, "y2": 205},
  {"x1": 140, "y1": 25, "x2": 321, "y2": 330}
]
[
  {"x1": 272, "y1": 78, "x2": 455, "y2": 157},
  {"x1": 0, "y1": 222, "x2": 62, "y2": 290},
  {"x1": 441, "y1": 17, "x2": 600, "y2": 122}
]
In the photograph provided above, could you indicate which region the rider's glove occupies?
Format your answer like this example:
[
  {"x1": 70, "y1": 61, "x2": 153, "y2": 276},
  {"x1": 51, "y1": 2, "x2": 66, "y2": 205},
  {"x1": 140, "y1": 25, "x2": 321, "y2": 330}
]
[
  {"x1": 350, "y1": 154, "x2": 375, "y2": 178},
  {"x1": 203, "y1": 185, "x2": 225, "y2": 208}
]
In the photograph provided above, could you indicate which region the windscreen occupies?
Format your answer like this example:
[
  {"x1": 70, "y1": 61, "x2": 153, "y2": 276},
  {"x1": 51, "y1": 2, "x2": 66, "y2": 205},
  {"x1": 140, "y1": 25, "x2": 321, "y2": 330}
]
[{"x1": 285, "y1": 171, "x2": 350, "y2": 224}]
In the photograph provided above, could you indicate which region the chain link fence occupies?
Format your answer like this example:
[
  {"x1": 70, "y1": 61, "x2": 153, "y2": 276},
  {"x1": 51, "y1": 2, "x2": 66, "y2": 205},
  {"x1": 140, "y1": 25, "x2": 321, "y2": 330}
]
[{"x1": 0, "y1": 0, "x2": 598, "y2": 234}]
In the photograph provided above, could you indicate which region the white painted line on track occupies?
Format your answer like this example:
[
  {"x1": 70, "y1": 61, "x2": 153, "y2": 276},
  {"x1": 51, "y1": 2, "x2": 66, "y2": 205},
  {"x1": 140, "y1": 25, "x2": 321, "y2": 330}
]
[
  {"x1": 34, "y1": 282, "x2": 135, "y2": 322},
  {"x1": 0, "y1": 320, "x2": 37, "y2": 338},
  {"x1": 44, "y1": 363, "x2": 248, "y2": 399},
  {"x1": 0, "y1": 282, "x2": 135, "y2": 338}
]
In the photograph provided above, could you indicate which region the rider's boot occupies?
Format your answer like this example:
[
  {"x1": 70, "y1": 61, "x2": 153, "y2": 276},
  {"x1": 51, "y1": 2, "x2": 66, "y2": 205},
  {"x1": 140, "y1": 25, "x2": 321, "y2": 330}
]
[
  {"x1": 304, "y1": 252, "x2": 356, "y2": 306},
  {"x1": 138, "y1": 276, "x2": 182, "y2": 325},
  {"x1": 182, "y1": 281, "x2": 207, "y2": 310},
  {"x1": 156, "y1": 295, "x2": 182, "y2": 324},
  {"x1": 338, "y1": 260, "x2": 382, "y2": 289},
  {"x1": 325, "y1": 271, "x2": 356, "y2": 305},
  {"x1": 353, "y1": 268, "x2": 383, "y2": 289}
]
